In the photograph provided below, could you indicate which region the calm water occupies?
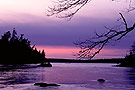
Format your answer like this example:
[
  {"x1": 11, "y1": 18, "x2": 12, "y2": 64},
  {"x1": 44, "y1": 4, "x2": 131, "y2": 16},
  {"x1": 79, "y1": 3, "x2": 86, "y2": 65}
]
[{"x1": 0, "y1": 63, "x2": 135, "y2": 90}]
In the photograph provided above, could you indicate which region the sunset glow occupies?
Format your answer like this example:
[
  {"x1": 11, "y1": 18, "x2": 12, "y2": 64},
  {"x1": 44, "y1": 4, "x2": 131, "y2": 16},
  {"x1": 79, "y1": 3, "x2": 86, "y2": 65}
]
[
  {"x1": 36, "y1": 46, "x2": 128, "y2": 59},
  {"x1": 0, "y1": 0, "x2": 134, "y2": 59},
  {"x1": 0, "y1": 1, "x2": 135, "y2": 89}
]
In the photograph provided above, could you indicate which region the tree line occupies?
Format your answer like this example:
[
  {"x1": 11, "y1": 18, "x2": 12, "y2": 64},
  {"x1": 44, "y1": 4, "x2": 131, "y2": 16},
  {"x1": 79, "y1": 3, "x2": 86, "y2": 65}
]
[{"x1": 0, "y1": 29, "x2": 46, "y2": 64}]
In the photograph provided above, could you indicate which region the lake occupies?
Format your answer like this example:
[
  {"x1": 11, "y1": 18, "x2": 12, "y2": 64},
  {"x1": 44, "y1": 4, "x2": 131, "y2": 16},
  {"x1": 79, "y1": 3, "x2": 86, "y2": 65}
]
[{"x1": 0, "y1": 63, "x2": 135, "y2": 90}]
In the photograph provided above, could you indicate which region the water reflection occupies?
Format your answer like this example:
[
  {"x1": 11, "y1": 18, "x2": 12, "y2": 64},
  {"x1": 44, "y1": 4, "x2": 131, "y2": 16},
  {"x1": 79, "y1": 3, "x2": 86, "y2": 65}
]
[
  {"x1": 0, "y1": 64, "x2": 39, "y2": 88},
  {"x1": 126, "y1": 68, "x2": 135, "y2": 85},
  {"x1": 0, "y1": 63, "x2": 135, "y2": 90}
]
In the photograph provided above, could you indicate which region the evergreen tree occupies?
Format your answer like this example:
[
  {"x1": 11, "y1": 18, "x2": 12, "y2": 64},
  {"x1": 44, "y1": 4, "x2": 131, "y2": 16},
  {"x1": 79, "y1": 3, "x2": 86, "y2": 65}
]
[{"x1": 0, "y1": 29, "x2": 46, "y2": 64}]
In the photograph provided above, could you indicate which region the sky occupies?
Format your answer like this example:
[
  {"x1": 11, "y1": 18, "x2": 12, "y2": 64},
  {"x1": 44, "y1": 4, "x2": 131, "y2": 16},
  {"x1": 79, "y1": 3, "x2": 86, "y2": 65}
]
[{"x1": 0, "y1": 0, "x2": 135, "y2": 59}]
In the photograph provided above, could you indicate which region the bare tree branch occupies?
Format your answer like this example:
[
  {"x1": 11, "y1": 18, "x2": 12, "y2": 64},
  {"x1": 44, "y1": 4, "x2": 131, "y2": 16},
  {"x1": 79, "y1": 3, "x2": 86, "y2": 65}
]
[
  {"x1": 127, "y1": 0, "x2": 135, "y2": 12},
  {"x1": 47, "y1": 0, "x2": 135, "y2": 59},
  {"x1": 47, "y1": 0, "x2": 135, "y2": 18},
  {"x1": 74, "y1": 13, "x2": 135, "y2": 60},
  {"x1": 47, "y1": 0, "x2": 90, "y2": 19}
]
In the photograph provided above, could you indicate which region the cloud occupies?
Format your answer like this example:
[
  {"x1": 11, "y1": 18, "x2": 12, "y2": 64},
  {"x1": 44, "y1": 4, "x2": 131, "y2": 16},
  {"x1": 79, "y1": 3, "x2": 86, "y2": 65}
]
[
  {"x1": 0, "y1": 0, "x2": 134, "y2": 59},
  {"x1": 0, "y1": 14, "x2": 134, "y2": 49}
]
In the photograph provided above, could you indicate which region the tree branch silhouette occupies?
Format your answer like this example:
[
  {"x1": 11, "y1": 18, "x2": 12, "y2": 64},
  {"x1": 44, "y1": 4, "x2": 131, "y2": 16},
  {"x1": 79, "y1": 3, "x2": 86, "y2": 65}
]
[
  {"x1": 47, "y1": 0, "x2": 135, "y2": 18},
  {"x1": 74, "y1": 13, "x2": 135, "y2": 59},
  {"x1": 47, "y1": 0, "x2": 90, "y2": 19},
  {"x1": 47, "y1": 0, "x2": 135, "y2": 59},
  {"x1": 127, "y1": 0, "x2": 135, "y2": 12}
]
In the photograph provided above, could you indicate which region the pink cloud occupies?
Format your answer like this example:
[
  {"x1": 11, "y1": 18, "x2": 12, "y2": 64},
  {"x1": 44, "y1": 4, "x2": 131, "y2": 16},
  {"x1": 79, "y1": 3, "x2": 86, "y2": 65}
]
[{"x1": 36, "y1": 46, "x2": 128, "y2": 59}]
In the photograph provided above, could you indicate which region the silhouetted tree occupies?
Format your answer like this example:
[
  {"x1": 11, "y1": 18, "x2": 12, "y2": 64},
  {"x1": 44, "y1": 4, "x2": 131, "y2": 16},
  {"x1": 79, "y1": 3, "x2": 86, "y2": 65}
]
[
  {"x1": 0, "y1": 29, "x2": 46, "y2": 64},
  {"x1": 119, "y1": 42, "x2": 135, "y2": 67},
  {"x1": 48, "y1": 0, "x2": 135, "y2": 59},
  {"x1": 74, "y1": 13, "x2": 135, "y2": 59},
  {"x1": 131, "y1": 42, "x2": 135, "y2": 56}
]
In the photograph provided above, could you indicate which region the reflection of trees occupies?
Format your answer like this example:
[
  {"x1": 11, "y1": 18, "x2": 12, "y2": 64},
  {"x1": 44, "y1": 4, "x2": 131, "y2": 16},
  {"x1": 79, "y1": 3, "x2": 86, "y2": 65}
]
[
  {"x1": 0, "y1": 65, "x2": 39, "y2": 86},
  {"x1": 0, "y1": 71, "x2": 29, "y2": 85},
  {"x1": 126, "y1": 68, "x2": 135, "y2": 85}
]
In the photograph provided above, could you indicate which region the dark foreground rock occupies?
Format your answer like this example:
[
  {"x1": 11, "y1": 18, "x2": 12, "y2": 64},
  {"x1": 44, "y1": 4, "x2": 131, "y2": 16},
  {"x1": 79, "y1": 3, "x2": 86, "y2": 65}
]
[
  {"x1": 34, "y1": 82, "x2": 60, "y2": 87},
  {"x1": 97, "y1": 79, "x2": 105, "y2": 82},
  {"x1": 40, "y1": 62, "x2": 52, "y2": 67}
]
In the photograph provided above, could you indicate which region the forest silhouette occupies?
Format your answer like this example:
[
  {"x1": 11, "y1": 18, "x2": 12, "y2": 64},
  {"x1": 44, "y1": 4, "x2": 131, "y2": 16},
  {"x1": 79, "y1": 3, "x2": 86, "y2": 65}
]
[
  {"x1": 0, "y1": 29, "x2": 46, "y2": 64},
  {"x1": 119, "y1": 47, "x2": 135, "y2": 67},
  {"x1": 0, "y1": 29, "x2": 134, "y2": 66}
]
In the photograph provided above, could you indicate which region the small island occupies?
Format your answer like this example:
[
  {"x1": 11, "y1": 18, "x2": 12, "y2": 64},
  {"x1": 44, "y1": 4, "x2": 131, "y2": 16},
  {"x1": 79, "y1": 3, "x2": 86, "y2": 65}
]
[
  {"x1": 118, "y1": 51, "x2": 135, "y2": 67},
  {"x1": 0, "y1": 29, "x2": 49, "y2": 64},
  {"x1": 117, "y1": 42, "x2": 135, "y2": 67}
]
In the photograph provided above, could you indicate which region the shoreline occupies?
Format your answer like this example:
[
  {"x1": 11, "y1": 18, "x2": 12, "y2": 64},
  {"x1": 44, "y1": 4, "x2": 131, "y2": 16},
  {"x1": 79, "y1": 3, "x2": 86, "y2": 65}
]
[{"x1": 46, "y1": 58, "x2": 124, "y2": 63}]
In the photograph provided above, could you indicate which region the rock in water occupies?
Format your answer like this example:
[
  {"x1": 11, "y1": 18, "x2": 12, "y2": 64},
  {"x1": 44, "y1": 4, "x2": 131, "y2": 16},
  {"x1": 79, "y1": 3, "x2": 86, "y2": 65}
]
[
  {"x1": 34, "y1": 82, "x2": 60, "y2": 87},
  {"x1": 97, "y1": 79, "x2": 105, "y2": 82}
]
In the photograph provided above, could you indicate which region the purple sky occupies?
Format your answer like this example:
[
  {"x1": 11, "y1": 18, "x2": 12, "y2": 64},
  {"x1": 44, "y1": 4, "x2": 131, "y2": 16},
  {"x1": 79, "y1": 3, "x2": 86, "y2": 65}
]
[{"x1": 0, "y1": 0, "x2": 135, "y2": 59}]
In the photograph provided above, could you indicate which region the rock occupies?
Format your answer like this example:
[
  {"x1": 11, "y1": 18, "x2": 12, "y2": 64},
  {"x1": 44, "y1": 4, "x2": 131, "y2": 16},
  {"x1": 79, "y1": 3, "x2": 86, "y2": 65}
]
[
  {"x1": 97, "y1": 79, "x2": 105, "y2": 82},
  {"x1": 40, "y1": 62, "x2": 52, "y2": 67},
  {"x1": 34, "y1": 82, "x2": 60, "y2": 87}
]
